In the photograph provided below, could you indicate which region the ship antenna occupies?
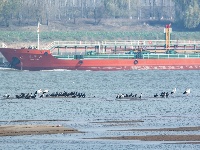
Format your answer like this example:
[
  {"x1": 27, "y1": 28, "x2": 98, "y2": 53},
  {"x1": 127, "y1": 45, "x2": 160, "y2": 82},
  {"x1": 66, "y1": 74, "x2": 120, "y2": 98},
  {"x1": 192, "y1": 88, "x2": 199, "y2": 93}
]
[{"x1": 37, "y1": 22, "x2": 41, "y2": 50}]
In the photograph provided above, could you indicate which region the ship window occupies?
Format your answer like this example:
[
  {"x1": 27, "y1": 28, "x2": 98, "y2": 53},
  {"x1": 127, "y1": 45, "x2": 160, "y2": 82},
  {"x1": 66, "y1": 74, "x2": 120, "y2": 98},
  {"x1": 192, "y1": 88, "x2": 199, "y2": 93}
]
[{"x1": 44, "y1": 52, "x2": 48, "y2": 56}]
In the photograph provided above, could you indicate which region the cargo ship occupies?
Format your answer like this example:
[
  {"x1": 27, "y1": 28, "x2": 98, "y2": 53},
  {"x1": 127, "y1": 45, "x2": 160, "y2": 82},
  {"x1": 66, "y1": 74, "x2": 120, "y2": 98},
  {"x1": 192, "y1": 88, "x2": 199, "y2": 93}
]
[
  {"x1": 0, "y1": 24, "x2": 200, "y2": 71},
  {"x1": 0, "y1": 46, "x2": 200, "y2": 71}
]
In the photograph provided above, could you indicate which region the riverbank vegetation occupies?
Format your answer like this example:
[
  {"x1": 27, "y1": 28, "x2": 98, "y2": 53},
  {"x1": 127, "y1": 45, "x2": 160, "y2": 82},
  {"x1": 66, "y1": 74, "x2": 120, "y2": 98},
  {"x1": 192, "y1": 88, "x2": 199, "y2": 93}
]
[
  {"x1": 1, "y1": 30, "x2": 200, "y2": 43},
  {"x1": 0, "y1": 0, "x2": 200, "y2": 30},
  {"x1": 1, "y1": 0, "x2": 200, "y2": 46}
]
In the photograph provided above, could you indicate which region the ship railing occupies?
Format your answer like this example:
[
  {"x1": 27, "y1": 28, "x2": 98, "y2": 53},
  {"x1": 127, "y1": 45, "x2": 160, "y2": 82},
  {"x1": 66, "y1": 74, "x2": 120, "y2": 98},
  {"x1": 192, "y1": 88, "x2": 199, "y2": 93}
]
[
  {"x1": 54, "y1": 54, "x2": 135, "y2": 59},
  {"x1": 53, "y1": 53, "x2": 200, "y2": 60},
  {"x1": 45, "y1": 40, "x2": 200, "y2": 51},
  {"x1": 1, "y1": 43, "x2": 7, "y2": 48},
  {"x1": 143, "y1": 53, "x2": 200, "y2": 59},
  {"x1": 53, "y1": 55, "x2": 74, "y2": 59},
  {"x1": 83, "y1": 54, "x2": 135, "y2": 59},
  {"x1": 46, "y1": 41, "x2": 101, "y2": 52},
  {"x1": 101, "y1": 40, "x2": 200, "y2": 46},
  {"x1": 173, "y1": 40, "x2": 200, "y2": 46},
  {"x1": 101, "y1": 40, "x2": 165, "y2": 46},
  {"x1": 53, "y1": 41, "x2": 101, "y2": 46},
  {"x1": 45, "y1": 41, "x2": 56, "y2": 50}
]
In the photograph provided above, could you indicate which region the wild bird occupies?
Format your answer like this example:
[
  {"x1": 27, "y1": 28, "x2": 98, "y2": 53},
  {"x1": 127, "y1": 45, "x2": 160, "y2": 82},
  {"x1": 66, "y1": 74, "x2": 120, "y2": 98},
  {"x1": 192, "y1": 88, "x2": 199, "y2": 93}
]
[
  {"x1": 154, "y1": 93, "x2": 158, "y2": 97},
  {"x1": 171, "y1": 88, "x2": 176, "y2": 94},
  {"x1": 3, "y1": 94, "x2": 10, "y2": 99},
  {"x1": 166, "y1": 92, "x2": 169, "y2": 98},
  {"x1": 183, "y1": 88, "x2": 191, "y2": 95},
  {"x1": 160, "y1": 92, "x2": 165, "y2": 98},
  {"x1": 16, "y1": 93, "x2": 26, "y2": 99},
  {"x1": 42, "y1": 89, "x2": 49, "y2": 94},
  {"x1": 35, "y1": 89, "x2": 43, "y2": 95},
  {"x1": 116, "y1": 93, "x2": 124, "y2": 99},
  {"x1": 30, "y1": 93, "x2": 36, "y2": 99},
  {"x1": 39, "y1": 94, "x2": 44, "y2": 98},
  {"x1": 129, "y1": 93, "x2": 133, "y2": 97},
  {"x1": 139, "y1": 93, "x2": 142, "y2": 99}
]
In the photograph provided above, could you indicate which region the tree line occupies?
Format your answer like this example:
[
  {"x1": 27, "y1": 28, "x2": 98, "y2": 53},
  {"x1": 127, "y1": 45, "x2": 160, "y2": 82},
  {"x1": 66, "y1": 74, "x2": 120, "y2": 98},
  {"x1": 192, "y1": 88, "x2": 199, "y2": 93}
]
[{"x1": 0, "y1": 0, "x2": 199, "y2": 29}]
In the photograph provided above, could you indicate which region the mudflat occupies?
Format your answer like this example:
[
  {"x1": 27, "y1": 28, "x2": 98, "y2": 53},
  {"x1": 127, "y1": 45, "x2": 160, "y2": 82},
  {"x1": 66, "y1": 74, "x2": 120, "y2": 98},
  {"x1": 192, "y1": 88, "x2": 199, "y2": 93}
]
[
  {"x1": 0, "y1": 125, "x2": 80, "y2": 136},
  {"x1": 93, "y1": 134, "x2": 200, "y2": 142},
  {"x1": 1, "y1": 123, "x2": 200, "y2": 144},
  {"x1": 86, "y1": 124, "x2": 200, "y2": 144}
]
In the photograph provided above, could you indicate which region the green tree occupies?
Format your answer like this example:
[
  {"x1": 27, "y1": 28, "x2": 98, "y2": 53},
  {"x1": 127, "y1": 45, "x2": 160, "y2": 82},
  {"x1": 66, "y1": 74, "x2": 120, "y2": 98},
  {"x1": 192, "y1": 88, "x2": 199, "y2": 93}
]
[
  {"x1": 0, "y1": 0, "x2": 20, "y2": 27},
  {"x1": 0, "y1": 0, "x2": 7, "y2": 19},
  {"x1": 184, "y1": 0, "x2": 200, "y2": 28},
  {"x1": 173, "y1": 0, "x2": 200, "y2": 29},
  {"x1": 103, "y1": 0, "x2": 137, "y2": 18}
]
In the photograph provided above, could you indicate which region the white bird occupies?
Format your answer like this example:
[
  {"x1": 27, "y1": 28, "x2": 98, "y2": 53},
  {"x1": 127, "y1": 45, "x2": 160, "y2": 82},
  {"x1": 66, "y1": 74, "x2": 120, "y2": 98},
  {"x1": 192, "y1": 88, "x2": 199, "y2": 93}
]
[
  {"x1": 43, "y1": 89, "x2": 49, "y2": 94},
  {"x1": 171, "y1": 88, "x2": 176, "y2": 94},
  {"x1": 35, "y1": 89, "x2": 43, "y2": 95},
  {"x1": 183, "y1": 88, "x2": 190, "y2": 95},
  {"x1": 3, "y1": 94, "x2": 10, "y2": 99}
]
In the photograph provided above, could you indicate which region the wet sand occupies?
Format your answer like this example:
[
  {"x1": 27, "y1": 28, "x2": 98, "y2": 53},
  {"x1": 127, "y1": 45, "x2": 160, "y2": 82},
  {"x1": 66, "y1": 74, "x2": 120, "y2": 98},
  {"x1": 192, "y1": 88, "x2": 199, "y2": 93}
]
[
  {"x1": 0, "y1": 125, "x2": 80, "y2": 136},
  {"x1": 93, "y1": 135, "x2": 200, "y2": 143},
  {"x1": 0, "y1": 123, "x2": 200, "y2": 144},
  {"x1": 91, "y1": 126, "x2": 200, "y2": 144},
  {"x1": 90, "y1": 121, "x2": 200, "y2": 143},
  {"x1": 111, "y1": 126, "x2": 200, "y2": 132}
]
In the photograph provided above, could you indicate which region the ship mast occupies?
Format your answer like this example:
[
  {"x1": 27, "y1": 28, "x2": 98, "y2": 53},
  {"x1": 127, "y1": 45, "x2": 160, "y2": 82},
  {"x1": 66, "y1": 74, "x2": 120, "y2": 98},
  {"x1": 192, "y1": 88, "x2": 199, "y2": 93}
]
[
  {"x1": 37, "y1": 22, "x2": 40, "y2": 50},
  {"x1": 164, "y1": 24, "x2": 172, "y2": 49}
]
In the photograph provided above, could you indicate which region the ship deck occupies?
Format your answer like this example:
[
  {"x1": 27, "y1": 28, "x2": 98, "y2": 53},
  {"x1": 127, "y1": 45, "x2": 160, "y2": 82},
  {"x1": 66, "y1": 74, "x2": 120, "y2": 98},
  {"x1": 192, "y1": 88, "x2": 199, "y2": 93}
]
[{"x1": 53, "y1": 53, "x2": 200, "y2": 60}]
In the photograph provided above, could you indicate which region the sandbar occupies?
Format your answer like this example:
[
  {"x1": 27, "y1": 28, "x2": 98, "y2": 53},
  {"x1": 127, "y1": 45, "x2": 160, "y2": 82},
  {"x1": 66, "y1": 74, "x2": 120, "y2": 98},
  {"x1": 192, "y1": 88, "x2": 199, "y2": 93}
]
[
  {"x1": 87, "y1": 126, "x2": 200, "y2": 144},
  {"x1": 0, "y1": 125, "x2": 80, "y2": 136}
]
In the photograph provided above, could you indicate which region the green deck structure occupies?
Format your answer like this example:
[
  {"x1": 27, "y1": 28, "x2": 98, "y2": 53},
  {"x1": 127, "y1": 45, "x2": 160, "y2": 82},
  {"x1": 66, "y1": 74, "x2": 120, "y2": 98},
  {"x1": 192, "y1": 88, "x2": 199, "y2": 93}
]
[{"x1": 54, "y1": 53, "x2": 200, "y2": 60}]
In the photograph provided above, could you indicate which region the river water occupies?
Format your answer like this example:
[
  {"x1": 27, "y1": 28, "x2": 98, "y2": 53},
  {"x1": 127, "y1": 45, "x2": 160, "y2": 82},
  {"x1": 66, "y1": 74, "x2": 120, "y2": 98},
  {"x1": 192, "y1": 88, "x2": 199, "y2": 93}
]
[{"x1": 0, "y1": 68, "x2": 200, "y2": 150}]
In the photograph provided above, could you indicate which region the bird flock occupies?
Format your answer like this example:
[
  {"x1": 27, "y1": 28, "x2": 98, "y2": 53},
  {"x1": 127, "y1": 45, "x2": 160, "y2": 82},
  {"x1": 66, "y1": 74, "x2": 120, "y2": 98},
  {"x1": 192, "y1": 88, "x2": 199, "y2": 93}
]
[
  {"x1": 2, "y1": 89, "x2": 86, "y2": 99},
  {"x1": 116, "y1": 93, "x2": 143, "y2": 99},
  {"x1": 116, "y1": 88, "x2": 191, "y2": 99},
  {"x1": 2, "y1": 88, "x2": 191, "y2": 100}
]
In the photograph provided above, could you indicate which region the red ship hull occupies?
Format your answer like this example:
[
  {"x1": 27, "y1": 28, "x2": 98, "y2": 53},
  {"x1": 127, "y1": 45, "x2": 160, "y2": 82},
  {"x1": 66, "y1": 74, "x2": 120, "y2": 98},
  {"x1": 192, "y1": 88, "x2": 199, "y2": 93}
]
[{"x1": 1, "y1": 48, "x2": 200, "y2": 71}]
